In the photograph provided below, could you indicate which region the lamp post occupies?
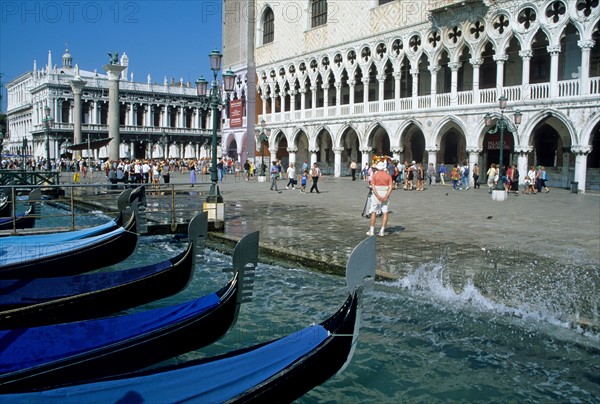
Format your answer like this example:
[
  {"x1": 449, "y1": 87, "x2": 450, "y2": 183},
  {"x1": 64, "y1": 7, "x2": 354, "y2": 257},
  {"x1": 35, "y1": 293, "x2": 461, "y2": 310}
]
[
  {"x1": 161, "y1": 130, "x2": 168, "y2": 161},
  {"x1": 42, "y1": 105, "x2": 54, "y2": 171},
  {"x1": 195, "y1": 49, "x2": 236, "y2": 227},
  {"x1": 22, "y1": 137, "x2": 28, "y2": 171},
  {"x1": 484, "y1": 95, "x2": 522, "y2": 194},
  {"x1": 255, "y1": 118, "x2": 270, "y2": 180}
]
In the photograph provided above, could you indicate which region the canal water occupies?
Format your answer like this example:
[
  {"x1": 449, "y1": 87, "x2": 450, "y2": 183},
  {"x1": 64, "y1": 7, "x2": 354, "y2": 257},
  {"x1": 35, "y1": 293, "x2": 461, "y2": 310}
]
[{"x1": 34, "y1": 208, "x2": 600, "y2": 402}]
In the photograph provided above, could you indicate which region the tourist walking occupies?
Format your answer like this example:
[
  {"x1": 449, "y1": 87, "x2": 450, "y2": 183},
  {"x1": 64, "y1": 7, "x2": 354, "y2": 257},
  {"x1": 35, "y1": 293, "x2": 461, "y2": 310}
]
[
  {"x1": 244, "y1": 160, "x2": 251, "y2": 181},
  {"x1": 439, "y1": 163, "x2": 447, "y2": 185},
  {"x1": 300, "y1": 169, "x2": 308, "y2": 193},
  {"x1": 416, "y1": 163, "x2": 425, "y2": 191},
  {"x1": 427, "y1": 162, "x2": 436, "y2": 186},
  {"x1": 309, "y1": 162, "x2": 321, "y2": 194},
  {"x1": 461, "y1": 163, "x2": 469, "y2": 190},
  {"x1": 486, "y1": 163, "x2": 497, "y2": 193},
  {"x1": 472, "y1": 163, "x2": 480, "y2": 189},
  {"x1": 450, "y1": 164, "x2": 461, "y2": 190},
  {"x1": 286, "y1": 163, "x2": 297, "y2": 189},
  {"x1": 350, "y1": 161, "x2": 357, "y2": 181},
  {"x1": 269, "y1": 161, "x2": 279, "y2": 191},
  {"x1": 540, "y1": 166, "x2": 550, "y2": 193},
  {"x1": 189, "y1": 161, "x2": 196, "y2": 187},
  {"x1": 366, "y1": 162, "x2": 393, "y2": 237}
]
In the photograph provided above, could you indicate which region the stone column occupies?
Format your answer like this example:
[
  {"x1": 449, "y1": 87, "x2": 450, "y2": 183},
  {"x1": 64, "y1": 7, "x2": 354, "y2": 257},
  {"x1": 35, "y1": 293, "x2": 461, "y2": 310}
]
[
  {"x1": 349, "y1": 80, "x2": 356, "y2": 110},
  {"x1": 311, "y1": 85, "x2": 318, "y2": 114},
  {"x1": 449, "y1": 62, "x2": 461, "y2": 105},
  {"x1": 309, "y1": 148, "x2": 319, "y2": 166},
  {"x1": 426, "y1": 147, "x2": 439, "y2": 185},
  {"x1": 261, "y1": 95, "x2": 268, "y2": 117},
  {"x1": 391, "y1": 147, "x2": 403, "y2": 164},
  {"x1": 578, "y1": 39, "x2": 594, "y2": 95},
  {"x1": 362, "y1": 77, "x2": 370, "y2": 106},
  {"x1": 360, "y1": 148, "x2": 371, "y2": 168},
  {"x1": 377, "y1": 74, "x2": 385, "y2": 111},
  {"x1": 334, "y1": 83, "x2": 342, "y2": 115},
  {"x1": 467, "y1": 147, "x2": 482, "y2": 188},
  {"x1": 333, "y1": 147, "x2": 343, "y2": 177},
  {"x1": 548, "y1": 45, "x2": 561, "y2": 98},
  {"x1": 270, "y1": 94, "x2": 277, "y2": 121},
  {"x1": 572, "y1": 145, "x2": 591, "y2": 193},
  {"x1": 322, "y1": 84, "x2": 329, "y2": 116},
  {"x1": 429, "y1": 65, "x2": 439, "y2": 107},
  {"x1": 70, "y1": 78, "x2": 87, "y2": 160},
  {"x1": 299, "y1": 88, "x2": 306, "y2": 119},
  {"x1": 514, "y1": 146, "x2": 532, "y2": 185},
  {"x1": 289, "y1": 90, "x2": 297, "y2": 117},
  {"x1": 470, "y1": 58, "x2": 482, "y2": 103},
  {"x1": 287, "y1": 147, "x2": 298, "y2": 168},
  {"x1": 519, "y1": 50, "x2": 532, "y2": 101},
  {"x1": 410, "y1": 68, "x2": 419, "y2": 109},
  {"x1": 103, "y1": 63, "x2": 127, "y2": 161},
  {"x1": 493, "y1": 54, "x2": 508, "y2": 97}
]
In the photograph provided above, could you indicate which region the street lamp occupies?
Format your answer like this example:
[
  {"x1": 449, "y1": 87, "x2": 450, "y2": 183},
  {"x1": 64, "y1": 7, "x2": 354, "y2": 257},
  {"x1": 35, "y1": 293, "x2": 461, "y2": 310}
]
[
  {"x1": 42, "y1": 105, "x2": 54, "y2": 171},
  {"x1": 195, "y1": 48, "x2": 236, "y2": 227},
  {"x1": 22, "y1": 137, "x2": 28, "y2": 171},
  {"x1": 484, "y1": 95, "x2": 522, "y2": 191},
  {"x1": 161, "y1": 130, "x2": 168, "y2": 161},
  {"x1": 255, "y1": 118, "x2": 270, "y2": 179}
]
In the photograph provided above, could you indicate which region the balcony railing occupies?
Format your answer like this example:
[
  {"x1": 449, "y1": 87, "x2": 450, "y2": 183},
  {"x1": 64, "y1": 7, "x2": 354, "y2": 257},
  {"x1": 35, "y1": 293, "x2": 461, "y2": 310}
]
[{"x1": 249, "y1": 78, "x2": 599, "y2": 128}]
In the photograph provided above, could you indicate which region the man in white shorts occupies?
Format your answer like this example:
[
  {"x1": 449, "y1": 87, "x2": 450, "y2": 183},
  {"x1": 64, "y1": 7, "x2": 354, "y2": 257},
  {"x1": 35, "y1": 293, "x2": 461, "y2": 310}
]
[{"x1": 367, "y1": 161, "x2": 393, "y2": 237}]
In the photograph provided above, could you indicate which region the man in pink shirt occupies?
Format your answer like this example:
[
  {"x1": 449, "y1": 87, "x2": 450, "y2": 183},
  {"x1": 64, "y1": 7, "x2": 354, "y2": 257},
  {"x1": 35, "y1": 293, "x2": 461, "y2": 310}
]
[{"x1": 367, "y1": 161, "x2": 393, "y2": 237}]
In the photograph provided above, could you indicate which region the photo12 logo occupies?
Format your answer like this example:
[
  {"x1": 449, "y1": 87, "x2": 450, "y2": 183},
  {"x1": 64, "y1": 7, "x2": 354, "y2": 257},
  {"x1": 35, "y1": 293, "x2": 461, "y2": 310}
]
[{"x1": 1, "y1": 1, "x2": 140, "y2": 24}]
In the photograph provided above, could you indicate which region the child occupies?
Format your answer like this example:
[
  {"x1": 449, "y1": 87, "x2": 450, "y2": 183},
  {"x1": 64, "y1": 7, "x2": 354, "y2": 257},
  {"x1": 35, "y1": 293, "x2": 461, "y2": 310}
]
[{"x1": 300, "y1": 169, "x2": 308, "y2": 193}]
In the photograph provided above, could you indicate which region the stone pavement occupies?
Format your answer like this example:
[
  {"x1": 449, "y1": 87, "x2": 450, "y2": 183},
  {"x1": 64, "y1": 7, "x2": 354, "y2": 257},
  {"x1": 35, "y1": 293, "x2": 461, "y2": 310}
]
[{"x1": 68, "y1": 170, "x2": 600, "y2": 277}]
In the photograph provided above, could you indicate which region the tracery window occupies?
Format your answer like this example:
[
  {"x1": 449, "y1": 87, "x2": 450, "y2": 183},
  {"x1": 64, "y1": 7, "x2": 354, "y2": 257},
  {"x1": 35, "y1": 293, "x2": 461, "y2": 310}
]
[
  {"x1": 263, "y1": 7, "x2": 274, "y2": 44},
  {"x1": 311, "y1": 0, "x2": 327, "y2": 28}
]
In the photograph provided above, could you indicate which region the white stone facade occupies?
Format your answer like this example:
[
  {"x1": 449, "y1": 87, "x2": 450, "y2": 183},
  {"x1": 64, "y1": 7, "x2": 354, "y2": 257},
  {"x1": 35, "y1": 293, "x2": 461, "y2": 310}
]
[
  {"x1": 226, "y1": 0, "x2": 600, "y2": 192},
  {"x1": 5, "y1": 50, "x2": 224, "y2": 163}
]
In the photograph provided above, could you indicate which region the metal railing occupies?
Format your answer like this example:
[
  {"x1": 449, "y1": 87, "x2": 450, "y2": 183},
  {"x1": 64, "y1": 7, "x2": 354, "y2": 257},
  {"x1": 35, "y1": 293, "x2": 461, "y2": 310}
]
[{"x1": 0, "y1": 182, "x2": 210, "y2": 235}]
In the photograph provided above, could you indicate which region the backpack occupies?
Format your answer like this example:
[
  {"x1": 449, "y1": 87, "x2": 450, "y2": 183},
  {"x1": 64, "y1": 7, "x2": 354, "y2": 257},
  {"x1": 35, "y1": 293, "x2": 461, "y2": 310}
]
[{"x1": 463, "y1": 167, "x2": 468, "y2": 177}]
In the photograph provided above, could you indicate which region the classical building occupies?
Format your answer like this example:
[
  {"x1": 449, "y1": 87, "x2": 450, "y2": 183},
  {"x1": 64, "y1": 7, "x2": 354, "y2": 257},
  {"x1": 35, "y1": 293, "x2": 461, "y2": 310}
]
[
  {"x1": 4, "y1": 49, "x2": 224, "y2": 164},
  {"x1": 223, "y1": 0, "x2": 600, "y2": 192}
]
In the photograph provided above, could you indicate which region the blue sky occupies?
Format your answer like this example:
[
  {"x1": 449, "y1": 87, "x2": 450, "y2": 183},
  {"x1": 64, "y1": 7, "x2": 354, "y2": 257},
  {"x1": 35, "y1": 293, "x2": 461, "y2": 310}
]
[{"x1": 0, "y1": 0, "x2": 224, "y2": 111}]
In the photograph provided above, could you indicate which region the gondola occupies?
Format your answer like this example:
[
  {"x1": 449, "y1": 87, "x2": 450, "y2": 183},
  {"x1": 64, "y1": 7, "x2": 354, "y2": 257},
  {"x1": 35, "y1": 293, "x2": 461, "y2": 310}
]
[
  {"x1": 0, "y1": 190, "x2": 41, "y2": 231},
  {"x1": 0, "y1": 210, "x2": 138, "y2": 279},
  {"x1": 0, "y1": 213, "x2": 208, "y2": 329},
  {"x1": 0, "y1": 231, "x2": 259, "y2": 394},
  {"x1": 0, "y1": 236, "x2": 375, "y2": 403},
  {"x1": 0, "y1": 194, "x2": 9, "y2": 218}
]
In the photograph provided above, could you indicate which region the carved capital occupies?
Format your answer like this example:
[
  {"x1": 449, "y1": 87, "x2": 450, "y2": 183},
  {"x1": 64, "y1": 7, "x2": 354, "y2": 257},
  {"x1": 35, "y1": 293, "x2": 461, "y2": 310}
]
[
  {"x1": 469, "y1": 58, "x2": 483, "y2": 66},
  {"x1": 493, "y1": 54, "x2": 509, "y2": 63},
  {"x1": 287, "y1": 147, "x2": 298, "y2": 153},
  {"x1": 410, "y1": 68, "x2": 419, "y2": 76},
  {"x1": 571, "y1": 145, "x2": 592, "y2": 156},
  {"x1": 308, "y1": 148, "x2": 320, "y2": 154},
  {"x1": 547, "y1": 45, "x2": 561, "y2": 55},
  {"x1": 360, "y1": 148, "x2": 372, "y2": 154},
  {"x1": 578, "y1": 39, "x2": 595, "y2": 50},
  {"x1": 391, "y1": 147, "x2": 403, "y2": 154},
  {"x1": 428, "y1": 65, "x2": 441, "y2": 74},
  {"x1": 514, "y1": 146, "x2": 533, "y2": 155},
  {"x1": 448, "y1": 62, "x2": 461, "y2": 71},
  {"x1": 268, "y1": 147, "x2": 278, "y2": 155},
  {"x1": 519, "y1": 49, "x2": 533, "y2": 59},
  {"x1": 466, "y1": 147, "x2": 483, "y2": 154},
  {"x1": 425, "y1": 147, "x2": 439, "y2": 153},
  {"x1": 332, "y1": 147, "x2": 344, "y2": 154}
]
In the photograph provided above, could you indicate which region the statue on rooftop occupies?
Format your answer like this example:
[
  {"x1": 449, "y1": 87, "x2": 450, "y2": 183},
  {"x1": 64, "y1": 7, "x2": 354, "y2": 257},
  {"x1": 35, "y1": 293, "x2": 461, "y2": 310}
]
[{"x1": 107, "y1": 51, "x2": 119, "y2": 65}]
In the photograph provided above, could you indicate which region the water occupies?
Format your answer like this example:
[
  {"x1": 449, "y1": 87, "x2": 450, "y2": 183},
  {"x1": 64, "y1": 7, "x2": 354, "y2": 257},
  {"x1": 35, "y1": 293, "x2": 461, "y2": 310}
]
[{"x1": 23, "y1": 206, "x2": 600, "y2": 402}]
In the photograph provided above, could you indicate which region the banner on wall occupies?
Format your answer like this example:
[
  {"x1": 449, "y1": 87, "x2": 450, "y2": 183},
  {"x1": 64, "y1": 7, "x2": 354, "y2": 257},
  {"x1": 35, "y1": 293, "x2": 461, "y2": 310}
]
[
  {"x1": 486, "y1": 133, "x2": 513, "y2": 150},
  {"x1": 230, "y1": 99, "x2": 243, "y2": 128}
]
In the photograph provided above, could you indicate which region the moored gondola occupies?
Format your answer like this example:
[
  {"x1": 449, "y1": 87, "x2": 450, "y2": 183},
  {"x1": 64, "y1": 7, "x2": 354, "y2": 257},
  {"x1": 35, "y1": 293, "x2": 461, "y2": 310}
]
[
  {"x1": 0, "y1": 212, "x2": 208, "y2": 329},
  {"x1": 0, "y1": 210, "x2": 138, "y2": 279},
  {"x1": 0, "y1": 236, "x2": 375, "y2": 403},
  {"x1": 0, "y1": 230, "x2": 259, "y2": 394},
  {"x1": 0, "y1": 190, "x2": 41, "y2": 231}
]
